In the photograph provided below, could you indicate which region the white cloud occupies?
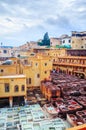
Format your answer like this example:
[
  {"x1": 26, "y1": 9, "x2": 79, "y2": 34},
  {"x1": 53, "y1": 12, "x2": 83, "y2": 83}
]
[
  {"x1": 0, "y1": 16, "x2": 23, "y2": 35},
  {"x1": 0, "y1": 0, "x2": 86, "y2": 46}
]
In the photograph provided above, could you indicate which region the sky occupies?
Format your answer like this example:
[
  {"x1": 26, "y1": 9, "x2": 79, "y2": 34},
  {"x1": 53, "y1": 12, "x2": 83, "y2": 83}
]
[{"x1": 0, "y1": 0, "x2": 86, "y2": 46}]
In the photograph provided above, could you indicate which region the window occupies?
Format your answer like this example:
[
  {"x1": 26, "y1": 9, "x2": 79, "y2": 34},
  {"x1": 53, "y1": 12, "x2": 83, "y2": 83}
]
[
  {"x1": 53, "y1": 59, "x2": 55, "y2": 62},
  {"x1": 35, "y1": 63, "x2": 38, "y2": 66},
  {"x1": 5, "y1": 83, "x2": 10, "y2": 92},
  {"x1": 45, "y1": 71, "x2": 47, "y2": 74},
  {"x1": 21, "y1": 85, "x2": 25, "y2": 91},
  {"x1": 29, "y1": 78, "x2": 31, "y2": 84},
  {"x1": 37, "y1": 74, "x2": 40, "y2": 78},
  {"x1": 63, "y1": 40, "x2": 65, "y2": 43},
  {"x1": 3, "y1": 50, "x2": 7, "y2": 53},
  {"x1": 14, "y1": 85, "x2": 19, "y2": 92},
  {"x1": 26, "y1": 78, "x2": 31, "y2": 84},
  {"x1": 24, "y1": 60, "x2": 28, "y2": 64},
  {"x1": 30, "y1": 53, "x2": 35, "y2": 56},
  {"x1": 17, "y1": 54, "x2": 20, "y2": 57},
  {"x1": 1, "y1": 69, "x2": 3, "y2": 72},
  {"x1": 45, "y1": 63, "x2": 47, "y2": 66},
  {"x1": 69, "y1": 40, "x2": 71, "y2": 43}
]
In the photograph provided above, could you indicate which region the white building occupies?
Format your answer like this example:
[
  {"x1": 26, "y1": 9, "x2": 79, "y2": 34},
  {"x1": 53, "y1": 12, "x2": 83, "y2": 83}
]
[
  {"x1": 60, "y1": 35, "x2": 71, "y2": 46},
  {"x1": 0, "y1": 46, "x2": 14, "y2": 58}
]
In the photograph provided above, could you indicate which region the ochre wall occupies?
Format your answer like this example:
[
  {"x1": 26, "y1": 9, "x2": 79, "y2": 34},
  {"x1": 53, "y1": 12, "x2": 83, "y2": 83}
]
[{"x1": 0, "y1": 77, "x2": 26, "y2": 98}]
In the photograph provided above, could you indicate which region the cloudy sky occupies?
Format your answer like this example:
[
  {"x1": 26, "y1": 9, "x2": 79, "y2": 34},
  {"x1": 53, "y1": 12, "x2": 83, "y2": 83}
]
[{"x1": 0, "y1": 0, "x2": 86, "y2": 46}]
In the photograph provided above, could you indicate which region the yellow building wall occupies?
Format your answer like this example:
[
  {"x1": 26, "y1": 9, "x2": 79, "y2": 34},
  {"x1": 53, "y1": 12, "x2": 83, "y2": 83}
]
[
  {"x1": 23, "y1": 55, "x2": 52, "y2": 87},
  {"x1": 9, "y1": 57, "x2": 19, "y2": 63},
  {"x1": 32, "y1": 60, "x2": 41, "y2": 86},
  {"x1": 46, "y1": 49, "x2": 67, "y2": 57},
  {"x1": 45, "y1": 49, "x2": 67, "y2": 63},
  {"x1": 0, "y1": 65, "x2": 20, "y2": 76},
  {"x1": 40, "y1": 59, "x2": 52, "y2": 80},
  {"x1": 0, "y1": 77, "x2": 26, "y2": 98},
  {"x1": 71, "y1": 36, "x2": 86, "y2": 49},
  {"x1": 71, "y1": 37, "x2": 82, "y2": 49},
  {"x1": 24, "y1": 58, "x2": 40, "y2": 87},
  {"x1": 19, "y1": 51, "x2": 28, "y2": 57},
  {"x1": 0, "y1": 54, "x2": 52, "y2": 88},
  {"x1": 23, "y1": 66, "x2": 36, "y2": 87}
]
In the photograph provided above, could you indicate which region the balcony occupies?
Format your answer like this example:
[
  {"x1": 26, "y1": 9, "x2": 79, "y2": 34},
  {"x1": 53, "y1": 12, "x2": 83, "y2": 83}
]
[{"x1": 53, "y1": 62, "x2": 86, "y2": 68}]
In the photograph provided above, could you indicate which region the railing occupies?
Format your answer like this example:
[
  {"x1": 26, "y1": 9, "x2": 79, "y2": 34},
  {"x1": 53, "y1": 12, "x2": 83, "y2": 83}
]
[{"x1": 53, "y1": 62, "x2": 86, "y2": 68}]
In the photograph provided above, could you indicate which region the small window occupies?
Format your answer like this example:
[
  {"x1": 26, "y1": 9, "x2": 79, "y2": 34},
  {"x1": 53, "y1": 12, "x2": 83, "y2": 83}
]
[
  {"x1": 1, "y1": 69, "x2": 3, "y2": 72},
  {"x1": 45, "y1": 71, "x2": 47, "y2": 74},
  {"x1": 37, "y1": 74, "x2": 40, "y2": 78},
  {"x1": 69, "y1": 40, "x2": 71, "y2": 43},
  {"x1": 5, "y1": 83, "x2": 10, "y2": 92},
  {"x1": 30, "y1": 53, "x2": 35, "y2": 56},
  {"x1": 35, "y1": 63, "x2": 38, "y2": 66},
  {"x1": 29, "y1": 78, "x2": 31, "y2": 84},
  {"x1": 26, "y1": 78, "x2": 31, "y2": 84},
  {"x1": 63, "y1": 40, "x2": 65, "y2": 43},
  {"x1": 17, "y1": 54, "x2": 20, "y2": 57},
  {"x1": 24, "y1": 60, "x2": 28, "y2": 64},
  {"x1": 21, "y1": 85, "x2": 25, "y2": 91},
  {"x1": 14, "y1": 85, "x2": 19, "y2": 92},
  {"x1": 3, "y1": 50, "x2": 7, "y2": 53},
  {"x1": 45, "y1": 63, "x2": 47, "y2": 66}
]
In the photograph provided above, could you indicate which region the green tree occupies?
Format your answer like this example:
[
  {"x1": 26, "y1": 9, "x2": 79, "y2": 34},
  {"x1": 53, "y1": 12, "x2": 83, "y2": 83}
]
[
  {"x1": 42, "y1": 32, "x2": 50, "y2": 46},
  {"x1": 37, "y1": 32, "x2": 50, "y2": 46},
  {"x1": 38, "y1": 42, "x2": 43, "y2": 46}
]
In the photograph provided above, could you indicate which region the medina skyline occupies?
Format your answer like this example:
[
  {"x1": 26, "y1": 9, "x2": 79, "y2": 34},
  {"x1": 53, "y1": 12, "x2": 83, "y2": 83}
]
[{"x1": 0, "y1": 0, "x2": 86, "y2": 46}]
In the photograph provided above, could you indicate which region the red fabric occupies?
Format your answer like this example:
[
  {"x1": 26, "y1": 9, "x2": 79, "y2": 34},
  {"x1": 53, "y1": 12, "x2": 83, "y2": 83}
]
[{"x1": 78, "y1": 128, "x2": 86, "y2": 130}]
